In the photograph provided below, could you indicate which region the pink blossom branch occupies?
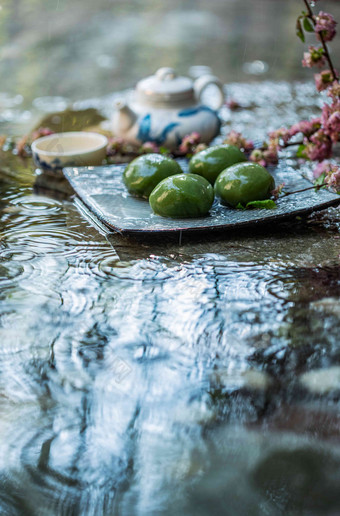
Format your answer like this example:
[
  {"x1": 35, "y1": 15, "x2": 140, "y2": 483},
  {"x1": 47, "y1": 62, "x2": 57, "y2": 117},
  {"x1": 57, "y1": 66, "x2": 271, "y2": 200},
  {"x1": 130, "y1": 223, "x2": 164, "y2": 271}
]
[
  {"x1": 258, "y1": 140, "x2": 304, "y2": 152},
  {"x1": 302, "y1": 0, "x2": 338, "y2": 82},
  {"x1": 282, "y1": 140, "x2": 305, "y2": 147}
]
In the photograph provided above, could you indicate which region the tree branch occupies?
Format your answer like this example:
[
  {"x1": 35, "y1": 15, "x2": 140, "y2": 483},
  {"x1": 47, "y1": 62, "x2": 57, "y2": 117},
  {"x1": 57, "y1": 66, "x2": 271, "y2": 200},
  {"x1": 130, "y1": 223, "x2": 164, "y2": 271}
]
[
  {"x1": 302, "y1": 0, "x2": 338, "y2": 82},
  {"x1": 283, "y1": 183, "x2": 327, "y2": 196}
]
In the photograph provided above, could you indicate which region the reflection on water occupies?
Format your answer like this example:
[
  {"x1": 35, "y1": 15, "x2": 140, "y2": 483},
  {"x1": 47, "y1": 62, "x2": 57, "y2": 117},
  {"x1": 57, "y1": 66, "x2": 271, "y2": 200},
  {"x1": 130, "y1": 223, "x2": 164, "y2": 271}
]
[{"x1": 1, "y1": 177, "x2": 340, "y2": 514}]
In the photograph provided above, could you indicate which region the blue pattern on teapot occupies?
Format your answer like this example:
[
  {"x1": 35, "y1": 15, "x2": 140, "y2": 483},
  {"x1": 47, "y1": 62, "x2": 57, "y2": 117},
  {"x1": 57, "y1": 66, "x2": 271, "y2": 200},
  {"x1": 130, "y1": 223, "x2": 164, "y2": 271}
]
[{"x1": 112, "y1": 67, "x2": 224, "y2": 150}]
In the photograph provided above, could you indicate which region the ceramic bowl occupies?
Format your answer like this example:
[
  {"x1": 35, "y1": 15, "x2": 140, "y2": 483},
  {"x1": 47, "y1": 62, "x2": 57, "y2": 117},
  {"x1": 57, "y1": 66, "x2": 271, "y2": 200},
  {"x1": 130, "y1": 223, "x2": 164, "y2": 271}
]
[{"x1": 31, "y1": 131, "x2": 108, "y2": 172}]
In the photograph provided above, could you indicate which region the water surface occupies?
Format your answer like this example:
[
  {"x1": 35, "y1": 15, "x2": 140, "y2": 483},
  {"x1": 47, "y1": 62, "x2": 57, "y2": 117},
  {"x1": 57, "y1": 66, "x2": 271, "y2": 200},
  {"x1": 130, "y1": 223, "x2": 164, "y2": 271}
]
[{"x1": 1, "y1": 77, "x2": 340, "y2": 514}]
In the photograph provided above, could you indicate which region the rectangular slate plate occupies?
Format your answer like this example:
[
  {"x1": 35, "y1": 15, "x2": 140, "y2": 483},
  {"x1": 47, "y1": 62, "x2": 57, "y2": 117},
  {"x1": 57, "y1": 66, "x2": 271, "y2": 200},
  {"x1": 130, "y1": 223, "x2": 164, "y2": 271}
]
[{"x1": 63, "y1": 161, "x2": 340, "y2": 235}]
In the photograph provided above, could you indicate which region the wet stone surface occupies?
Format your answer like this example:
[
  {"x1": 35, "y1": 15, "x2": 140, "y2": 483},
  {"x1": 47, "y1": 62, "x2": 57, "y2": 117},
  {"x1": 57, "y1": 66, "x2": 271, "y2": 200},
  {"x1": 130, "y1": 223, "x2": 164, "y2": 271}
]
[{"x1": 0, "y1": 82, "x2": 340, "y2": 515}]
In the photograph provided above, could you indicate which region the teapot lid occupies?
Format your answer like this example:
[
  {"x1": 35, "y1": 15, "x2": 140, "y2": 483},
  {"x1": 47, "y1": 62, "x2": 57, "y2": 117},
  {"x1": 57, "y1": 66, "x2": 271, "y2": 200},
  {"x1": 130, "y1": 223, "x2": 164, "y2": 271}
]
[{"x1": 136, "y1": 67, "x2": 194, "y2": 103}]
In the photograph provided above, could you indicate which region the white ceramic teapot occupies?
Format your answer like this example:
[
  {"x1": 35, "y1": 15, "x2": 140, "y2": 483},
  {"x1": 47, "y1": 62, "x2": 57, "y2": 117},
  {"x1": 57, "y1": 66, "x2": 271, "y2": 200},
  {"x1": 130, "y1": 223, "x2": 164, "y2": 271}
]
[{"x1": 112, "y1": 67, "x2": 224, "y2": 150}]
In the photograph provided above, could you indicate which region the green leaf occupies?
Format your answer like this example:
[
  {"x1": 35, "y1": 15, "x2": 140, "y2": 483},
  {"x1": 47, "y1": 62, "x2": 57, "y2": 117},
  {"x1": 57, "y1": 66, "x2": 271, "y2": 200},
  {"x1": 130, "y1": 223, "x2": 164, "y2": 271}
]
[
  {"x1": 159, "y1": 146, "x2": 170, "y2": 155},
  {"x1": 236, "y1": 202, "x2": 246, "y2": 210},
  {"x1": 235, "y1": 200, "x2": 277, "y2": 210},
  {"x1": 245, "y1": 200, "x2": 277, "y2": 210},
  {"x1": 314, "y1": 172, "x2": 327, "y2": 191},
  {"x1": 296, "y1": 144, "x2": 307, "y2": 159},
  {"x1": 303, "y1": 17, "x2": 314, "y2": 32},
  {"x1": 296, "y1": 18, "x2": 305, "y2": 42},
  {"x1": 314, "y1": 172, "x2": 326, "y2": 185},
  {"x1": 297, "y1": 30, "x2": 305, "y2": 43}
]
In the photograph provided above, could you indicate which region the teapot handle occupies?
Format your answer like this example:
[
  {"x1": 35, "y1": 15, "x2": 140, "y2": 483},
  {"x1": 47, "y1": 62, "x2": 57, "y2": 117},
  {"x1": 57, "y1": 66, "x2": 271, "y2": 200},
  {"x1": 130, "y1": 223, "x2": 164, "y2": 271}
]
[{"x1": 194, "y1": 75, "x2": 224, "y2": 110}]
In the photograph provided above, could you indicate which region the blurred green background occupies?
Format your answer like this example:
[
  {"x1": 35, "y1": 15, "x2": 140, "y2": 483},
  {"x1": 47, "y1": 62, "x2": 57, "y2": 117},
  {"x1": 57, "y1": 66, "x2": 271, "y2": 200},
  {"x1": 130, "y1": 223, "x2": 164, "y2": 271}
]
[{"x1": 0, "y1": 0, "x2": 339, "y2": 106}]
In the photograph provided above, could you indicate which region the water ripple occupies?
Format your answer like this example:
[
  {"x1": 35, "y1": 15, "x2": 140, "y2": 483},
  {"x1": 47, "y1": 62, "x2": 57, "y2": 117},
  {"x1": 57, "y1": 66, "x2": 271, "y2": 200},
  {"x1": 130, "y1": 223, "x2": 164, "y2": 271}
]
[
  {"x1": 0, "y1": 247, "x2": 37, "y2": 288},
  {"x1": 4, "y1": 228, "x2": 90, "y2": 257},
  {"x1": 11, "y1": 195, "x2": 63, "y2": 216}
]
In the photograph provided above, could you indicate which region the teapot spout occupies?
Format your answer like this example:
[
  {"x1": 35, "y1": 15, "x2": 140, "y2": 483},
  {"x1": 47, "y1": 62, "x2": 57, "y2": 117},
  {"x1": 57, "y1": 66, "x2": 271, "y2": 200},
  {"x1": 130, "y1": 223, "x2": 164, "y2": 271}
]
[{"x1": 113, "y1": 100, "x2": 137, "y2": 135}]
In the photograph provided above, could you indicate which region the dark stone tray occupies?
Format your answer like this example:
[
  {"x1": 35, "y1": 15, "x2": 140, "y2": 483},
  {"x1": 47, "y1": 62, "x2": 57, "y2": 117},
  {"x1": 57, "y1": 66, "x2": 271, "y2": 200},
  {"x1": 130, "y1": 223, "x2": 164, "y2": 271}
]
[{"x1": 63, "y1": 160, "x2": 340, "y2": 235}]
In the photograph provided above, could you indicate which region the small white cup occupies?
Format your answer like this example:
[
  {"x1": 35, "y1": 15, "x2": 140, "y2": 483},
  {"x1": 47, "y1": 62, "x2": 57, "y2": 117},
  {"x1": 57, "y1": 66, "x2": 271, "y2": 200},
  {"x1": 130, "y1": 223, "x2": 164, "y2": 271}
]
[{"x1": 31, "y1": 131, "x2": 108, "y2": 172}]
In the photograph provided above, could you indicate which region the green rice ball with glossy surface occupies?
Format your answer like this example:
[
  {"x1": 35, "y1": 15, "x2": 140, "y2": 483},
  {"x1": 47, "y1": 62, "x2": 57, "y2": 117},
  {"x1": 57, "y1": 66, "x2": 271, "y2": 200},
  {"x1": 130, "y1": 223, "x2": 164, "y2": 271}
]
[
  {"x1": 123, "y1": 153, "x2": 183, "y2": 198},
  {"x1": 149, "y1": 173, "x2": 214, "y2": 218},
  {"x1": 189, "y1": 144, "x2": 247, "y2": 185},
  {"x1": 214, "y1": 162, "x2": 275, "y2": 207}
]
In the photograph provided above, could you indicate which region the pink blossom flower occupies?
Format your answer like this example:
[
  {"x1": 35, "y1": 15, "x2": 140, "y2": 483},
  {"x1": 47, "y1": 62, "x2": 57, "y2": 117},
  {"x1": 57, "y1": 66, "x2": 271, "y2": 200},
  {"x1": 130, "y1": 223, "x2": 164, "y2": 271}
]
[
  {"x1": 326, "y1": 166, "x2": 340, "y2": 192},
  {"x1": 178, "y1": 132, "x2": 201, "y2": 154},
  {"x1": 31, "y1": 127, "x2": 54, "y2": 141},
  {"x1": 224, "y1": 130, "x2": 254, "y2": 151},
  {"x1": 250, "y1": 143, "x2": 278, "y2": 167},
  {"x1": 315, "y1": 11, "x2": 337, "y2": 42},
  {"x1": 305, "y1": 129, "x2": 332, "y2": 161},
  {"x1": 316, "y1": 162, "x2": 340, "y2": 192},
  {"x1": 268, "y1": 128, "x2": 290, "y2": 144},
  {"x1": 263, "y1": 144, "x2": 279, "y2": 165},
  {"x1": 140, "y1": 141, "x2": 160, "y2": 154},
  {"x1": 321, "y1": 101, "x2": 338, "y2": 126},
  {"x1": 315, "y1": 70, "x2": 334, "y2": 92},
  {"x1": 322, "y1": 101, "x2": 340, "y2": 143},
  {"x1": 183, "y1": 132, "x2": 201, "y2": 144},
  {"x1": 289, "y1": 118, "x2": 321, "y2": 138},
  {"x1": 325, "y1": 112, "x2": 340, "y2": 143},
  {"x1": 194, "y1": 143, "x2": 208, "y2": 154},
  {"x1": 302, "y1": 46, "x2": 326, "y2": 68},
  {"x1": 250, "y1": 149, "x2": 266, "y2": 167},
  {"x1": 313, "y1": 160, "x2": 332, "y2": 178},
  {"x1": 327, "y1": 81, "x2": 340, "y2": 101},
  {"x1": 106, "y1": 137, "x2": 125, "y2": 156}
]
